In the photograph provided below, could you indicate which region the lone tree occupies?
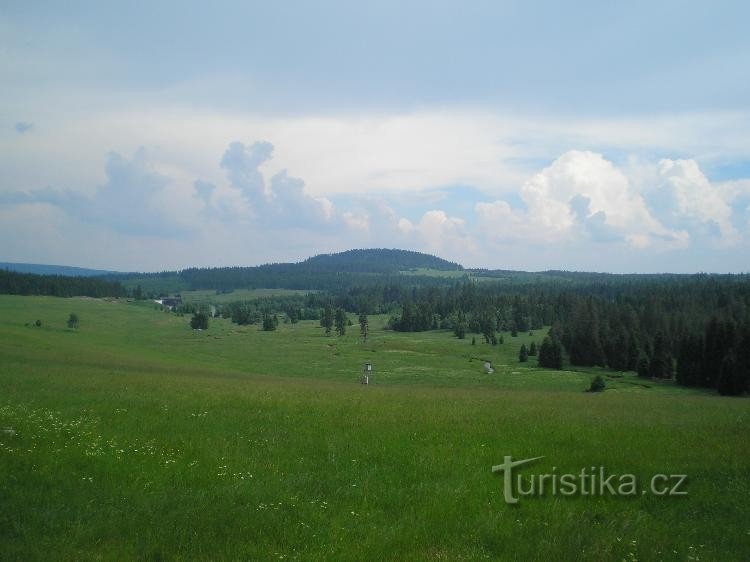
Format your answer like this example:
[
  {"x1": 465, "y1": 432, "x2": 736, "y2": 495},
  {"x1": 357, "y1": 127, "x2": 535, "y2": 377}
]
[
  {"x1": 358, "y1": 312, "x2": 368, "y2": 342},
  {"x1": 321, "y1": 306, "x2": 334, "y2": 335},
  {"x1": 519, "y1": 344, "x2": 528, "y2": 362},
  {"x1": 67, "y1": 313, "x2": 79, "y2": 329},
  {"x1": 529, "y1": 341, "x2": 537, "y2": 356},
  {"x1": 335, "y1": 308, "x2": 347, "y2": 336},
  {"x1": 190, "y1": 311, "x2": 209, "y2": 330}
]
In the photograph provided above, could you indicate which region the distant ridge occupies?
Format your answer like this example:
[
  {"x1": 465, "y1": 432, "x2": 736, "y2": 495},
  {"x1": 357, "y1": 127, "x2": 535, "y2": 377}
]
[{"x1": 0, "y1": 262, "x2": 119, "y2": 277}]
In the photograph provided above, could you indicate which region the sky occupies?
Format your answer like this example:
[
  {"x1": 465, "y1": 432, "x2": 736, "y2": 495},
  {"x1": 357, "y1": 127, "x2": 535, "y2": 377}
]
[{"x1": 1, "y1": 0, "x2": 749, "y2": 273}]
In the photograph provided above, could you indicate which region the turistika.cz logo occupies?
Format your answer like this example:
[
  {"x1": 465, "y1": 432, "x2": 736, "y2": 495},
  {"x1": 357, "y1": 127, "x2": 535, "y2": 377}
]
[{"x1": 492, "y1": 456, "x2": 687, "y2": 505}]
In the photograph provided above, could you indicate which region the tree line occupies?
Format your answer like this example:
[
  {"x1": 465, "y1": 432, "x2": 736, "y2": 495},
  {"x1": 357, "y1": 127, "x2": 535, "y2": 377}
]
[{"x1": 0, "y1": 269, "x2": 127, "y2": 298}]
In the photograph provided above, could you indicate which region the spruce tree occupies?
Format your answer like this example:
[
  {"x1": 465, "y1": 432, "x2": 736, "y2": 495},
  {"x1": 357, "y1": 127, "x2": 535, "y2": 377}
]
[
  {"x1": 334, "y1": 308, "x2": 347, "y2": 336},
  {"x1": 321, "y1": 306, "x2": 334, "y2": 335},
  {"x1": 358, "y1": 312, "x2": 368, "y2": 342},
  {"x1": 519, "y1": 344, "x2": 528, "y2": 362},
  {"x1": 538, "y1": 337, "x2": 562, "y2": 369}
]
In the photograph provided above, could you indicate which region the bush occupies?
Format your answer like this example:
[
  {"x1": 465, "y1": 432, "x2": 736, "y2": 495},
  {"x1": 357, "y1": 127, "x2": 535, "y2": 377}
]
[
  {"x1": 587, "y1": 375, "x2": 606, "y2": 393},
  {"x1": 190, "y1": 311, "x2": 209, "y2": 330},
  {"x1": 262, "y1": 314, "x2": 279, "y2": 331},
  {"x1": 67, "y1": 313, "x2": 79, "y2": 329}
]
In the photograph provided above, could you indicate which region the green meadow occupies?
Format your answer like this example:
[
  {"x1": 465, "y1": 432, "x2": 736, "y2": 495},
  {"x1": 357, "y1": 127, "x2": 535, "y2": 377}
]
[
  {"x1": 1, "y1": 295, "x2": 749, "y2": 560},
  {"x1": 181, "y1": 288, "x2": 313, "y2": 305}
]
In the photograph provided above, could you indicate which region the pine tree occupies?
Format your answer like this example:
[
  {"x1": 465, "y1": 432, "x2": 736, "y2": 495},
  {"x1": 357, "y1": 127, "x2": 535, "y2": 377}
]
[
  {"x1": 454, "y1": 310, "x2": 467, "y2": 339},
  {"x1": 334, "y1": 308, "x2": 347, "y2": 336},
  {"x1": 321, "y1": 306, "x2": 334, "y2": 336},
  {"x1": 649, "y1": 332, "x2": 673, "y2": 378},
  {"x1": 519, "y1": 344, "x2": 528, "y2": 362},
  {"x1": 190, "y1": 311, "x2": 208, "y2": 330},
  {"x1": 528, "y1": 341, "x2": 537, "y2": 356},
  {"x1": 67, "y1": 312, "x2": 79, "y2": 329},
  {"x1": 262, "y1": 313, "x2": 278, "y2": 331},
  {"x1": 676, "y1": 334, "x2": 702, "y2": 386},
  {"x1": 717, "y1": 352, "x2": 744, "y2": 396},
  {"x1": 358, "y1": 312, "x2": 368, "y2": 342},
  {"x1": 538, "y1": 337, "x2": 562, "y2": 369}
]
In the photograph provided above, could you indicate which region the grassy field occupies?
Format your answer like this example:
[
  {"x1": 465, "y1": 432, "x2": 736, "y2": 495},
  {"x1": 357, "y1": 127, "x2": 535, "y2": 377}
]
[
  {"x1": 1, "y1": 295, "x2": 749, "y2": 560},
  {"x1": 180, "y1": 288, "x2": 314, "y2": 304}
]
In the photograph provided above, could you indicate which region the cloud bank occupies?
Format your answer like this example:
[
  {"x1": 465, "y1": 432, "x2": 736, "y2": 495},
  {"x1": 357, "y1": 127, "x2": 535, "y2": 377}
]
[{"x1": 1, "y1": 137, "x2": 748, "y2": 272}]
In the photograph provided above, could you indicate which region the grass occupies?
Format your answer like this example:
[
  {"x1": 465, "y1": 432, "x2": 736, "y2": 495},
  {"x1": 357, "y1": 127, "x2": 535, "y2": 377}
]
[
  {"x1": 1, "y1": 295, "x2": 749, "y2": 560},
  {"x1": 180, "y1": 288, "x2": 314, "y2": 304}
]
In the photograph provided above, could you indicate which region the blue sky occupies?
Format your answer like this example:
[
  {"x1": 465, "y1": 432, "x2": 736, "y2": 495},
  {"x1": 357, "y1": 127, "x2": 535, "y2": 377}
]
[{"x1": 1, "y1": 1, "x2": 749, "y2": 272}]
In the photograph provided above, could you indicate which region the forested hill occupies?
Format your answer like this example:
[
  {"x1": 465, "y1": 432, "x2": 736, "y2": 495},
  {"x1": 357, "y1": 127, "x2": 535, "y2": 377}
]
[
  {"x1": 113, "y1": 249, "x2": 468, "y2": 292},
  {"x1": 302, "y1": 249, "x2": 462, "y2": 273}
]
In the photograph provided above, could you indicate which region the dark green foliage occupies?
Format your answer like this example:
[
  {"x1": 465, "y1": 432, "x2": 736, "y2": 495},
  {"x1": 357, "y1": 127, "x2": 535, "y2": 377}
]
[
  {"x1": 519, "y1": 344, "x2": 528, "y2": 362},
  {"x1": 528, "y1": 341, "x2": 537, "y2": 356},
  {"x1": 358, "y1": 312, "x2": 368, "y2": 342},
  {"x1": 321, "y1": 306, "x2": 334, "y2": 335},
  {"x1": 190, "y1": 311, "x2": 209, "y2": 330},
  {"x1": 67, "y1": 313, "x2": 79, "y2": 329},
  {"x1": 334, "y1": 308, "x2": 347, "y2": 336},
  {"x1": 478, "y1": 312, "x2": 496, "y2": 344},
  {"x1": 717, "y1": 352, "x2": 743, "y2": 396},
  {"x1": 587, "y1": 375, "x2": 606, "y2": 393},
  {"x1": 262, "y1": 313, "x2": 279, "y2": 331},
  {"x1": 649, "y1": 332, "x2": 673, "y2": 379},
  {"x1": 453, "y1": 310, "x2": 467, "y2": 339},
  {"x1": 119, "y1": 249, "x2": 465, "y2": 293},
  {"x1": 676, "y1": 334, "x2": 703, "y2": 386},
  {"x1": 0, "y1": 269, "x2": 126, "y2": 298},
  {"x1": 34, "y1": 319, "x2": 42, "y2": 327},
  {"x1": 564, "y1": 300, "x2": 606, "y2": 367},
  {"x1": 471, "y1": 336, "x2": 476, "y2": 346},
  {"x1": 538, "y1": 337, "x2": 563, "y2": 370},
  {"x1": 637, "y1": 356, "x2": 651, "y2": 378}
]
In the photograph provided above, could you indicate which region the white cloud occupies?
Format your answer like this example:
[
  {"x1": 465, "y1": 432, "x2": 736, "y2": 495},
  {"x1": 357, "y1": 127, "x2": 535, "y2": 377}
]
[
  {"x1": 656, "y1": 159, "x2": 740, "y2": 245},
  {"x1": 477, "y1": 151, "x2": 689, "y2": 249},
  {"x1": 406, "y1": 210, "x2": 477, "y2": 260}
]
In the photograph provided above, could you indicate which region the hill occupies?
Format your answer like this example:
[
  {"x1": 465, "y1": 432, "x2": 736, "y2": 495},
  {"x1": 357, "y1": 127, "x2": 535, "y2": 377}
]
[
  {"x1": 302, "y1": 248, "x2": 462, "y2": 273},
  {"x1": 0, "y1": 262, "x2": 119, "y2": 277},
  {"x1": 115, "y1": 248, "x2": 468, "y2": 293}
]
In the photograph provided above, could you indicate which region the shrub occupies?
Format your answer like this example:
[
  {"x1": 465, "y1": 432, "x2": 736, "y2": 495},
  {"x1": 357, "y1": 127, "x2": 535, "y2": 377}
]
[
  {"x1": 587, "y1": 375, "x2": 606, "y2": 393},
  {"x1": 190, "y1": 311, "x2": 209, "y2": 330}
]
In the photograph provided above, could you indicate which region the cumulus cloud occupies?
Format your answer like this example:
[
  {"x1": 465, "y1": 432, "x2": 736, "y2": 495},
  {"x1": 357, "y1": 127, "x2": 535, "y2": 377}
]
[
  {"x1": 0, "y1": 148, "x2": 193, "y2": 237},
  {"x1": 219, "y1": 140, "x2": 337, "y2": 228},
  {"x1": 1, "y1": 136, "x2": 747, "y2": 272},
  {"x1": 653, "y1": 159, "x2": 740, "y2": 245},
  {"x1": 398, "y1": 209, "x2": 476, "y2": 260},
  {"x1": 477, "y1": 151, "x2": 689, "y2": 249}
]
